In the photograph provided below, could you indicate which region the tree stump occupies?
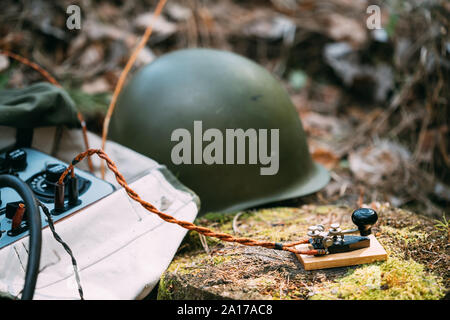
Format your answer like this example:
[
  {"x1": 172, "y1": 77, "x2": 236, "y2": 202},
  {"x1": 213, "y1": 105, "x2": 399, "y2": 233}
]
[{"x1": 158, "y1": 204, "x2": 448, "y2": 300}]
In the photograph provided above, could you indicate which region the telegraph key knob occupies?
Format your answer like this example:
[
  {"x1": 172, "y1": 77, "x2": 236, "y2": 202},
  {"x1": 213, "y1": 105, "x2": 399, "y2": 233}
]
[{"x1": 351, "y1": 208, "x2": 378, "y2": 236}]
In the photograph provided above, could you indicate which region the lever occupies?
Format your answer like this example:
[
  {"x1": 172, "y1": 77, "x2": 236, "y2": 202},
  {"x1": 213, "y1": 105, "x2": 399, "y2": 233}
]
[
  {"x1": 68, "y1": 176, "x2": 80, "y2": 206},
  {"x1": 351, "y1": 208, "x2": 378, "y2": 236},
  {"x1": 53, "y1": 182, "x2": 65, "y2": 213},
  {"x1": 11, "y1": 203, "x2": 26, "y2": 231}
]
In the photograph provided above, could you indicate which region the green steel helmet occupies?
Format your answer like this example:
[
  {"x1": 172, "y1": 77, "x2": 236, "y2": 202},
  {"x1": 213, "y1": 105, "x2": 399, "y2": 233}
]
[{"x1": 109, "y1": 48, "x2": 329, "y2": 214}]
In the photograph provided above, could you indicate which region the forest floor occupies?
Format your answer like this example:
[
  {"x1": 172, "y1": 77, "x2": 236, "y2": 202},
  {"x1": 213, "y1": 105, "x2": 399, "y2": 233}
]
[
  {"x1": 1, "y1": 0, "x2": 448, "y2": 218},
  {"x1": 159, "y1": 204, "x2": 448, "y2": 299}
]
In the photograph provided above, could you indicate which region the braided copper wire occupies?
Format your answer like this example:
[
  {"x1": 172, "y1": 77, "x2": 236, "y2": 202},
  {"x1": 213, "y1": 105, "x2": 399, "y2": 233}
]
[{"x1": 57, "y1": 149, "x2": 319, "y2": 255}]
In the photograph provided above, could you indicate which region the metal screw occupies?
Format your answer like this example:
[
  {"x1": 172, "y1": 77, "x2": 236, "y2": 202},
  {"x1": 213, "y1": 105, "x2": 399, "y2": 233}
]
[
  {"x1": 324, "y1": 237, "x2": 334, "y2": 248},
  {"x1": 330, "y1": 223, "x2": 340, "y2": 230}
]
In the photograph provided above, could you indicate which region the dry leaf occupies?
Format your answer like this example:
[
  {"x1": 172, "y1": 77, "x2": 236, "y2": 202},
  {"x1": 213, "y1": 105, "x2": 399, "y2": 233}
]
[
  {"x1": 349, "y1": 140, "x2": 411, "y2": 186},
  {"x1": 81, "y1": 77, "x2": 111, "y2": 94},
  {"x1": 324, "y1": 14, "x2": 367, "y2": 47},
  {"x1": 244, "y1": 15, "x2": 295, "y2": 40},
  {"x1": 311, "y1": 148, "x2": 340, "y2": 169},
  {"x1": 84, "y1": 20, "x2": 135, "y2": 42},
  {"x1": 301, "y1": 111, "x2": 351, "y2": 138},
  {"x1": 0, "y1": 54, "x2": 10, "y2": 72},
  {"x1": 134, "y1": 13, "x2": 177, "y2": 37},
  {"x1": 79, "y1": 44, "x2": 104, "y2": 68},
  {"x1": 166, "y1": 3, "x2": 192, "y2": 21}
]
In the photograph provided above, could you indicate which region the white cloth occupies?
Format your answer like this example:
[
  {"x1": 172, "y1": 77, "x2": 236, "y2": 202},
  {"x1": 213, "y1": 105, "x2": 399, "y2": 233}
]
[{"x1": 0, "y1": 127, "x2": 199, "y2": 299}]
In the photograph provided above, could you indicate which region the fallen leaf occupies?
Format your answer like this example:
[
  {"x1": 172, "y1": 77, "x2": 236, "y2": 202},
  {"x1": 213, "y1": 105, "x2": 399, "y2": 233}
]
[
  {"x1": 324, "y1": 13, "x2": 367, "y2": 47},
  {"x1": 244, "y1": 15, "x2": 295, "y2": 40},
  {"x1": 0, "y1": 54, "x2": 10, "y2": 72},
  {"x1": 349, "y1": 140, "x2": 411, "y2": 186},
  {"x1": 84, "y1": 20, "x2": 135, "y2": 42},
  {"x1": 311, "y1": 148, "x2": 340, "y2": 169},
  {"x1": 134, "y1": 13, "x2": 177, "y2": 38},
  {"x1": 79, "y1": 44, "x2": 104, "y2": 68},
  {"x1": 301, "y1": 111, "x2": 351, "y2": 138},
  {"x1": 81, "y1": 77, "x2": 111, "y2": 94},
  {"x1": 166, "y1": 3, "x2": 193, "y2": 21}
]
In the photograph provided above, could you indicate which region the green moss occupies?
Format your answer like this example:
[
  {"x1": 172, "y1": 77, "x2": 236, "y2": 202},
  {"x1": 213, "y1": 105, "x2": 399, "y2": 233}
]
[
  {"x1": 433, "y1": 214, "x2": 449, "y2": 233},
  {"x1": 212, "y1": 255, "x2": 232, "y2": 265},
  {"x1": 311, "y1": 256, "x2": 445, "y2": 300},
  {"x1": 380, "y1": 225, "x2": 428, "y2": 244},
  {"x1": 167, "y1": 252, "x2": 209, "y2": 275},
  {"x1": 314, "y1": 206, "x2": 335, "y2": 215},
  {"x1": 163, "y1": 205, "x2": 448, "y2": 300},
  {"x1": 201, "y1": 212, "x2": 236, "y2": 223},
  {"x1": 157, "y1": 274, "x2": 174, "y2": 300}
]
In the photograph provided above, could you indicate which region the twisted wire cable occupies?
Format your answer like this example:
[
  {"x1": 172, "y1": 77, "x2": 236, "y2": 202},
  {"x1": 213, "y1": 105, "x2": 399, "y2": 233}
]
[
  {"x1": 58, "y1": 149, "x2": 322, "y2": 256},
  {"x1": 38, "y1": 201, "x2": 84, "y2": 300}
]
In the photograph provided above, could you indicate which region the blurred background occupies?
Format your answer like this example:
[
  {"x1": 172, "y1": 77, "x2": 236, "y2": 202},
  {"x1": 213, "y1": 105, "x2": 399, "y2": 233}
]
[{"x1": 0, "y1": 0, "x2": 449, "y2": 217}]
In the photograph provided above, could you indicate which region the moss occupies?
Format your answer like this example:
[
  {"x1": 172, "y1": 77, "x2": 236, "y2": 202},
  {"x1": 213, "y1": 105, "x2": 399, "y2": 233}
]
[
  {"x1": 314, "y1": 205, "x2": 335, "y2": 215},
  {"x1": 167, "y1": 252, "x2": 210, "y2": 275},
  {"x1": 201, "y1": 212, "x2": 236, "y2": 224},
  {"x1": 179, "y1": 207, "x2": 309, "y2": 253},
  {"x1": 162, "y1": 205, "x2": 448, "y2": 300},
  {"x1": 380, "y1": 225, "x2": 428, "y2": 245},
  {"x1": 311, "y1": 256, "x2": 446, "y2": 300},
  {"x1": 157, "y1": 274, "x2": 174, "y2": 300},
  {"x1": 212, "y1": 254, "x2": 233, "y2": 265}
]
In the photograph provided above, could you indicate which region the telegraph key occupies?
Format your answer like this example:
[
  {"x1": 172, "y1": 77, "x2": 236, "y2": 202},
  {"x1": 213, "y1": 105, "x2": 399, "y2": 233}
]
[
  {"x1": 295, "y1": 208, "x2": 387, "y2": 270},
  {"x1": 0, "y1": 147, "x2": 115, "y2": 249}
]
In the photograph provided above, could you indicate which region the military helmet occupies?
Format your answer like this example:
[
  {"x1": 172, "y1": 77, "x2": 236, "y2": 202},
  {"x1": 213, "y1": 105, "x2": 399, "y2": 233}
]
[{"x1": 109, "y1": 49, "x2": 329, "y2": 214}]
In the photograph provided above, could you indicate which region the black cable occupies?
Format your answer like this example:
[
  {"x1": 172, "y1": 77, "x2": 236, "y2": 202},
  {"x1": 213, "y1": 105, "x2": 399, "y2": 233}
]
[
  {"x1": 37, "y1": 201, "x2": 84, "y2": 300},
  {"x1": 0, "y1": 174, "x2": 41, "y2": 300}
]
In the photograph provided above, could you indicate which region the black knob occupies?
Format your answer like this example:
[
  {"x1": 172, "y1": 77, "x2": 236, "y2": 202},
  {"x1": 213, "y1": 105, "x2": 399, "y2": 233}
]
[
  {"x1": 6, "y1": 149, "x2": 27, "y2": 171},
  {"x1": 351, "y1": 208, "x2": 378, "y2": 236},
  {"x1": 5, "y1": 201, "x2": 23, "y2": 219},
  {"x1": 45, "y1": 164, "x2": 67, "y2": 184}
]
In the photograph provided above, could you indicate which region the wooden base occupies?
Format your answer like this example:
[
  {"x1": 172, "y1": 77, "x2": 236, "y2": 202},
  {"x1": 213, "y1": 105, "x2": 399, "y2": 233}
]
[{"x1": 295, "y1": 235, "x2": 387, "y2": 270}]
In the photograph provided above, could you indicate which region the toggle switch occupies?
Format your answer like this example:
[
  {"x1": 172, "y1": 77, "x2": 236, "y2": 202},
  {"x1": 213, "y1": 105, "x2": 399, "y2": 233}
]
[
  {"x1": 7, "y1": 203, "x2": 28, "y2": 237},
  {"x1": 68, "y1": 176, "x2": 80, "y2": 206},
  {"x1": 53, "y1": 182, "x2": 66, "y2": 214},
  {"x1": 5, "y1": 201, "x2": 25, "y2": 219},
  {"x1": 11, "y1": 203, "x2": 26, "y2": 231}
]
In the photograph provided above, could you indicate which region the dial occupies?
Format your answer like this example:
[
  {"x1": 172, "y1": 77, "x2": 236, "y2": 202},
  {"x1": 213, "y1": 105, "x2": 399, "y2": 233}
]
[{"x1": 26, "y1": 164, "x2": 91, "y2": 203}]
